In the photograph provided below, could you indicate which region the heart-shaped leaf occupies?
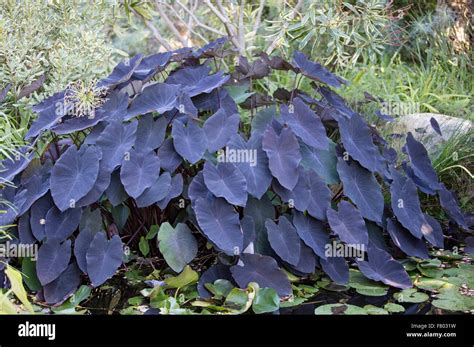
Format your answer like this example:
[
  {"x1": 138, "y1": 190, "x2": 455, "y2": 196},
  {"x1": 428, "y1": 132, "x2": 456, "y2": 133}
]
[
  {"x1": 336, "y1": 158, "x2": 384, "y2": 223},
  {"x1": 231, "y1": 253, "x2": 291, "y2": 296},
  {"x1": 50, "y1": 145, "x2": 100, "y2": 211},
  {"x1": 120, "y1": 148, "x2": 160, "y2": 198},
  {"x1": 86, "y1": 233, "x2": 123, "y2": 287},
  {"x1": 158, "y1": 222, "x2": 198, "y2": 273},
  {"x1": 262, "y1": 125, "x2": 301, "y2": 190},
  {"x1": 36, "y1": 240, "x2": 71, "y2": 285},
  {"x1": 203, "y1": 161, "x2": 247, "y2": 207},
  {"x1": 172, "y1": 119, "x2": 207, "y2": 164},
  {"x1": 194, "y1": 196, "x2": 242, "y2": 256}
]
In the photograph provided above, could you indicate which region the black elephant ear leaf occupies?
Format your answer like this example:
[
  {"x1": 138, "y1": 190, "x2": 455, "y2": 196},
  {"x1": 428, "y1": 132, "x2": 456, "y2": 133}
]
[
  {"x1": 74, "y1": 228, "x2": 97, "y2": 274},
  {"x1": 235, "y1": 56, "x2": 271, "y2": 79},
  {"x1": 171, "y1": 119, "x2": 207, "y2": 164},
  {"x1": 30, "y1": 194, "x2": 54, "y2": 241},
  {"x1": 430, "y1": 117, "x2": 442, "y2": 136},
  {"x1": 76, "y1": 157, "x2": 113, "y2": 207},
  {"x1": 157, "y1": 138, "x2": 183, "y2": 173},
  {"x1": 132, "y1": 52, "x2": 172, "y2": 80},
  {"x1": 293, "y1": 211, "x2": 330, "y2": 259},
  {"x1": 50, "y1": 145, "x2": 101, "y2": 212},
  {"x1": 36, "y1": 240, "x2": 71, "y2": 286},
  {"x1": 0, "y1": 83, "x2": 11, "y2": 103},
  {"x1": 105, "y1": 170, "x2": 128, "y2": 207},
  {"x1": 45, "y1": 206, "x2": 82, "y2": 243},
  {"x1": 156, "y1": 173, "x2": 183, "y2": 209},
  {"x1": 300, "y1": 140, "x2": 339, "y2": 185},
  {"x1": 203, "y1": 108, "x2": 240, "y2": 152},
  {"x1": 166, "y1": 65, "x2": 229, "y2": 97},
  {"x1": 422, "y1": 213, "x2": 444, "y2": 248},
  {"x1": 292, "y1": 51, "x2": 348, "y2": 88},
  {"x1": 0, "y1": 146, "x2": 35, "y2": 182},
  {"x1": 197, "y1": 264, "x2": 234, "y2": 299},
  {"x1": 317, "y1": 86, "x2": 355, "y2": 119},
  {"x1": 402, "y1": 161, "x2": 437, "y2": 195},
  {"x1": 136, "y1": 172, "x2": 171, "y2": 208},
  {"x1": 18, "y1": 74, "x2": 45, "y2": 100},
  {"x1": 231, "y1": 253, "x2": 292, "y2": 297},
  {"x1": 320, "y1": 256, "x2": 349, "y2": 285},
  {"x1": 265, "y1": 216, "x2": 301, "y2": 266},
  {"x1": 357, "y1": 243, "x2": 412, "y2": 289},
  {"x1": 120, "y1": 148, "x2": 160, "y2": 198},
  {"x1": 96, "y1": 120, "x2": 138, "y2": 171},
  {"x1": 405, "y1": 132, "x2": 439, "y2": 191},
  {"x1": 43, "y1": 262, "x2": 81, "y2": 304},
  {"x1": 288, "y1": 241, "x2": 317, "y2": 274},
  {"x1": 337, "y1": 113, "x2": 388, "y2": 175},
  {"x1": 194, "y1": 196, "x2": 243, "y2": 256},
  {"x1": 135, "y1": 114, "x2": 167, "y2": 154},
  {"x1": 14, "y1": 170, "x2": 50, "y2": 216},
  {"x1": 389, "y1": 169, "x2": 430, "y2": 239},
  {"x1": 97, "y1": 54, "x2": 143, "y2": 89},
  {"x1": 375, "y1": 109, "x2": 395, "y2": 122},
  {"x1": 203, "y1": 161, "x2": 247, "y2": 207},
  {"x1": 438, "y1": 183, "x2": 468, "y2": 230},
  {"x1": 86, "y1": 233, "x2": 124, "y2": 287},
  {"x1": 386, "y1": 219, "x2": 429, "y2": 259},
  {"x1": 262, "y1": 125, "x2": 301, "y2": 190},
  {"x1": 327, "y1": 201, "x2": 369, "y2": 247},
  {"x1": 281, "y1": 97, "x2": 328, "y2": 150},
  {"x1": 192, "y1": 37, "x2": 228, "y2": 58},
  {"x1": 227, "y1": 134, "x2": 272, "y2": 199},
  {"x1": 188, "y1": 171, "x2": 212, "y2": 206},
  {"x1": 26, "y1": 91, "x2": 66, "y2": 139},
  {"x1": 336, "y1": 158, "x2": 384, "y2": 223},
  {"x1": 126, "y1": 83, "x2": 180, "y2": 120}
]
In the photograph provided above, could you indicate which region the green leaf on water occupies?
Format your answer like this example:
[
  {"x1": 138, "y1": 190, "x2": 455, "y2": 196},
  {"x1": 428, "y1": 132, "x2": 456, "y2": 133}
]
[
  {"x1": 252, "y1": 288, "x2": 280, "y2": 314},
  {"x1": 364, "y1": 305, "x2": 388, "y2": 315},
  {"x1": 315, "y1": 303, "x2": 367, "y2": 315},
  {"x1": 384, "y1": 303, "x2": 405, "y2": 313},
  {"x1": 432, "y1": 285, "x2": 474, "y2": 312},
  {"x1": 394, "y1": 288, "x2": 429, "y2": 303},
  {"x1": 164, "y1": 265, "x2": 199, "y2": 289}
]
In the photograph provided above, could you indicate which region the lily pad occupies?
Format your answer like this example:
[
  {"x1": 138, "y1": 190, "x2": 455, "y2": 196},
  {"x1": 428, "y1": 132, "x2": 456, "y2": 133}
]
[
  {"x1": 394, "y1": 288, "x2": 429, "y2": 303},
  {"x1": 432, "y1": 286, "x2": 474, "y2": 312},
  {"x1": 252, "y1": 288, "x2": 280, "y2": 314},
  {"x1": 315, "y1": 303, "x2": 367, "y2": 315},
  {"x1": 384, "y1": 303, "x2": 405, "y2": 313},
  {"x1": 364, "y1": 305, "x2": 389, "y2": 315}
]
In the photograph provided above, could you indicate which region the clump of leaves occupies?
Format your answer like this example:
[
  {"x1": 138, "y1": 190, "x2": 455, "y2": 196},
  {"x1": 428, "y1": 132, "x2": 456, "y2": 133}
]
[{"x1": 0, "y1": 37, "x2": 469, "y2": 309}]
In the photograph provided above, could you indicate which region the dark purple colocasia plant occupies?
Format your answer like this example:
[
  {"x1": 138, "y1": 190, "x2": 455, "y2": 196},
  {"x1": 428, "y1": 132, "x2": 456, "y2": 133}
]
[{"x1": 0, "y1": 37, "x2": 468, "y2": 304}]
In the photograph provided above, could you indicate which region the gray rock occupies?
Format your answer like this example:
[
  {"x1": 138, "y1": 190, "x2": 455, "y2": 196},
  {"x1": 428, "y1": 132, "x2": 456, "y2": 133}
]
[{"x1": 386, "y1": 113, "x2": 472, "y2": 154}]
